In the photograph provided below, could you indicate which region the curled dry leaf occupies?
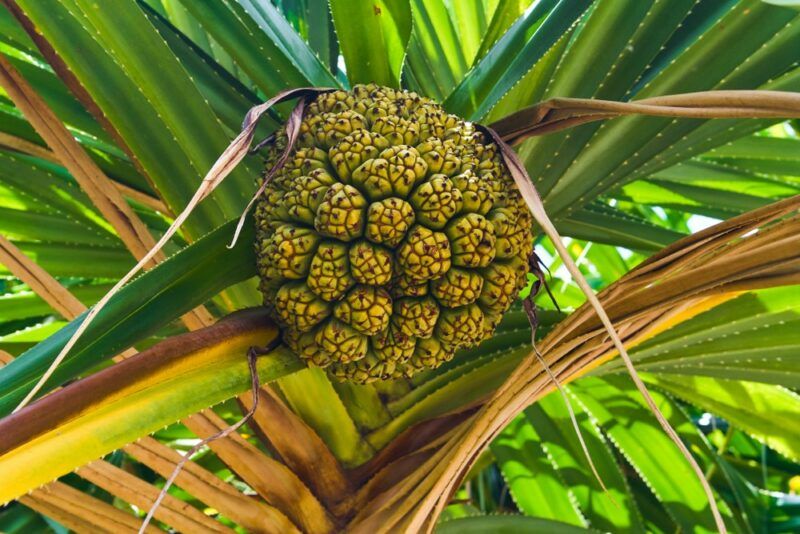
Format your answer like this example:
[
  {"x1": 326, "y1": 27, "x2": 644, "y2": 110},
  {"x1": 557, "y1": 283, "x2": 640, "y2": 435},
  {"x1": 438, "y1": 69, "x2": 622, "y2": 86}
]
[{"x1": 490, "y1": 90, "x2": 800, "y2": 144}]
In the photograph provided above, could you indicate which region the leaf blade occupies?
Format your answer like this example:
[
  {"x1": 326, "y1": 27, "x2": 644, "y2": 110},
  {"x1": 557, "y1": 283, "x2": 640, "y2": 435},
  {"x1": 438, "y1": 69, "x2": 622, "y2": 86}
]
[
  {"x1": 329, "y1": 0, "x2": 412, "y2": 87},
  {"x1": 0, "y1": 310, "x2": 300, "y2": 506},
  {"x1": 0, "y1": 218, "x2": 257, "y2": 415}
]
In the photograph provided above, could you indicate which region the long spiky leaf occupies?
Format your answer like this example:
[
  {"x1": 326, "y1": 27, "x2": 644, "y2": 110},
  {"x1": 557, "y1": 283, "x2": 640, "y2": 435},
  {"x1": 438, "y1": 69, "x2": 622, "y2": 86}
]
[{"x1": 10, "y1": 88, "x2": 326, "y2": 413}]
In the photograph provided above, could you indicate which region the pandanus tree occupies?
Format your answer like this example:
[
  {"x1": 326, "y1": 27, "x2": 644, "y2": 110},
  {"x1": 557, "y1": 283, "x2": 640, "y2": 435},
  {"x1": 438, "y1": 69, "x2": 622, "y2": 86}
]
[{"x1": 0, "y1": 0, "x2": 799, "y2": 532}]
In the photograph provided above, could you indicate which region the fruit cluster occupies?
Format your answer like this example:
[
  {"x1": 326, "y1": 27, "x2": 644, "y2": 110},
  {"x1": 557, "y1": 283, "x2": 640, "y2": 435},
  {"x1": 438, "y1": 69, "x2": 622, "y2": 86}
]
[{"x1": 255, "y1": 84, "x2": 532, "y2": 383}]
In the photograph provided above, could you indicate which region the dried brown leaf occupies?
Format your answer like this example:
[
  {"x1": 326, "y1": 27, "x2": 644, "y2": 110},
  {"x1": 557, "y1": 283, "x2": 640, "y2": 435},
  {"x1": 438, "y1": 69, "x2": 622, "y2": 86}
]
[
  {"x1": 125, "y1": 437, "x2": 293, "y2": 533},
  {"x1": 185, "y1": 408, "x2": 337, "y2": 534},
  {"x1": 240, "y1": 386, "x2": 351, "y2": 507},
  {"x1": 78, "y1": 461, "x2": 233, "y2": 533},
  {"x1": 490, "y1": 90, "x2": 800, "y2": 144},
  {"x1": 20, "y1": 481, "x2": 156, "y2": 533}
]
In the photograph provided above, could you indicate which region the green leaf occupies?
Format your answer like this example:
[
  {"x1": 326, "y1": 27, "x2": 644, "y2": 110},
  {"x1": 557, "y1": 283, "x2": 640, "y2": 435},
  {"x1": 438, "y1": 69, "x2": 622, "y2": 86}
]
[
  {"x1": 704, "y1": 134, "x2": 800, "y2": 162},
  {"x1": 404, "y1": 308, "x2": 562, "y2": 391},
  {"x1": 545, "y1": 0, "x2": 657, "y2": 101},
  {"x1": 0, "y1": 111, "x2": 155, "y2": 197},
  {"x1": 709, "y1": 453, "x2": 768, "y2": 533},
  {"x1": 177, "y1": 0, "x2": 338, "y2": 95},
  {"x1": 329, "y1": 0, "x2": 413, "y2": 88},
  {"x1": 0, "y1": 150, "x2": 115, "y2": 235},
  {"x1": 632, "y1": 71, "x2": 800, "y2": 185},
  {"x1": 0, "y1": 54, "x2": 111, "y2": 143},
  {"x1": 331, "y1": 380, "x2": 392, "y2": 432},
  {"x1": 557, "y1": 202, "x2": 685, "y2": 251},
  {"x1": 0, "y1": 7, "x2": 38, "y2": 57},
  {"x1": 503, "y1": 1, "x2": 800, "y2": 226},
  {"x1": 541, "y1": 1, "x2": 800, "y2": 218},
  {"x1": 619, "y1": 179, "x2": 773, "y2": 219},
  {"x1": 527, "y1": 394, "x2": 645, "y2": 531},
  {"x1": 139, "y1": 1, "x2": 272, "y2": 135},
  {"x1": 404, "y1": 0, "x2": 466, "y2": 98},
  {"x1": 0, "y1": 284, "x2": 111, "y2": 322},
  {"x1": 378, "y1": 309, "x2": 565, "y2": 436},
  {"x1": 0, "y1": 242, "x2": 132, "y2": 279},
  {"x1": 572, "y1": 376, "x2": 728, "y2": 533},
  {"x1": 276, "y1": 0, "x2": 338, "y2": 72},
  {"x1": 0, "y1": 217, "x2": 257, "y2": 416},
  {"x1": 370, "y1": 345, "x2": 530, "y2": 450},
  {"x1": 703, "y1": 156, "x2": 800, "y2": 178},
  {"x1": 445, "y1": 0, "x2": 591, "y2": 120},
  {"x1": 474, "y1": 0, "x2": 536, "y2": 63},
  {"x1": 436, "y1": 515, "x2": 595, "y2": 533},
  {"x1": 491, "y1": 415, "x2": 586, "y2": 525},
  {"x1": 0, "y1": 322, "x2": 68, "y2": 350},
  {"x1": 0, "y1": 207, "x2": 121, "y2": 247},
  {"x1": 393, "y1": 317, "x2": 528, "y2": 409},
  {"x1": 446, "y1": 0, "x2": 486, "y2": 66},
  {"x1": 651, "y1": 375, "x2": 800, "y2": 461},
  {"x1": 598, "y1": 287, "x2": 800, "y2": 387},
  {"x1": 233, "y1": 0, "x2": 339, "y2": 87},
  {"x1": 12, "y1": 0, "x2": 257, "y2": 236},
  {"x1": 762, "y1": 0, "x2": 800, "y2": 10},
  {"x1": 276, "y1": 366, "x2": 374, "y2": 467},
  {"x1": 403, "y1": 33, "x2": 446, "y2": 100},
  {"x1": 484, "y1": 23, "x2": 572, "y2": 122},
  {"x1": 162, "y1": 0, "x2": 249, "y2": 82},
  {"x1": 648, "y1": 160, "x2": 800, "y2": 200},
  {"x1": 513, "y1": 0, "x2": 688, "y2": 192},
  {"x1": 0, "y1": 503, "x2": 53, "y2": 533}
]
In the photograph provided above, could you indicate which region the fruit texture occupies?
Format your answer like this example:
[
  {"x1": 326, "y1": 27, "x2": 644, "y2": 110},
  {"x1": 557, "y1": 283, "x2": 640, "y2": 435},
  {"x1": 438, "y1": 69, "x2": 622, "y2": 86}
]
[{"x1": 255, "y1": 84, "x2": 533, "y2": 383}]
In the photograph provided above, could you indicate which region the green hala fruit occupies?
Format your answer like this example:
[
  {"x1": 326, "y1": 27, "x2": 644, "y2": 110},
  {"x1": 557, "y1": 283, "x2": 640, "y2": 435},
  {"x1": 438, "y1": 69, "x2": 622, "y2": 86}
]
[{"x1": 255, "y1": 84, "x2": 533, "y2": 383}]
